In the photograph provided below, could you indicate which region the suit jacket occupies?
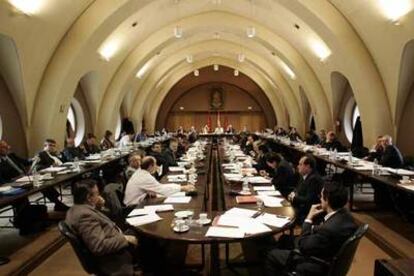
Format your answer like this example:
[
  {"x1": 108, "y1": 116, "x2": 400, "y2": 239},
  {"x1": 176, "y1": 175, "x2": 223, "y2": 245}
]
[
  {"x1": 83, "y1": 143, "x2": 101, "y2": 156},
  {"x1": 295, "y1": 208, "x2": 358, "y2": 275},
  {"x1": 0, "y1": 153, "x2": 30, "y2": 183},
  {"x1": 163, "y1": 148, "x2": 178, "y2": 167},
  {"x1": 321, "y1": 139, "x2": 345, "y2": 152},
  {"x1": 65, "y1": 204, "x2": 133, "y2": 276},
  {"x1": 380, "y1": 145, "x2": 404, "y2": 168},
  {"x1": 292, "y1": 171, "x2": 324, "y2": 224},
  {"x1": 271, "y1": 160, "x2": 296, "y2": 197},
  {"x1": 37, "y1": 151, "x2": 63, "y2": 170},
  {"x1": 62, "y1": 146, "x2": 85, "y2": 162}
]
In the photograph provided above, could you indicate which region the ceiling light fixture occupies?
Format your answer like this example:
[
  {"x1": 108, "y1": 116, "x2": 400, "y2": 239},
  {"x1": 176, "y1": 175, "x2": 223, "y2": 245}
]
[
  {"x1": 279, "y1": 61, "x2": 296, "y2": 80},
  {"x1": 309, "y1": 38, "x2": 331, "y2": 62},
  {"x1": 194, "y1": 69, "x2": 199, "y2": 76},
  {"x1": 234, "y1": 69, "x2": 239, "y2": 76},
  {"x1": 98, "y1": 39, "x2": 120, "y2": 61},
  {"x1": 213, "y1": 64, "x2": 219, "y2": 71},
  {"x1": 378, "y1": 0, "x2": 412, "y2": 24},
  {"x1": 174, "y1": 26, "x2": 183, "y2": 38},
  {"x1": 246, "y1": 26, "x2": 256, "y2": 38},
  {"x1": 8, "y1": 0, "x2": 45, "y2": 15}
]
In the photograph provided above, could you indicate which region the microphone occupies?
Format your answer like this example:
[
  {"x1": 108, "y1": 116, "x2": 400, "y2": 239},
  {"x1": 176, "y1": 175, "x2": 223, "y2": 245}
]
[{"x1": 28, "y1": 156, "x2": 41, "y2": 175}]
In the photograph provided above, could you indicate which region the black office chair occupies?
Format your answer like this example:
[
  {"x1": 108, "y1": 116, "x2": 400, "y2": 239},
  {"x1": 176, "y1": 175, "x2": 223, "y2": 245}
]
[
  {"x1": 285, "y1": 224, "x2": 369, "y2": 276},
  {"x1": 58, "y1": 221, "x2": 101, "y2": 275}
]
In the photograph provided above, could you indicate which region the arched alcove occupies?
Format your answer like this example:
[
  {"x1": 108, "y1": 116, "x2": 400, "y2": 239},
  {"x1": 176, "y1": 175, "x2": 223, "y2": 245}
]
[
  {"x1": 299, "y1": 86, "x2": 312, "y2": 131},
  {"x1": 331, "y1": 71, "x2": 361, "y2": 145},
  {"x1": 396, "y1": 40, "x2": 414, "y2": 156}
]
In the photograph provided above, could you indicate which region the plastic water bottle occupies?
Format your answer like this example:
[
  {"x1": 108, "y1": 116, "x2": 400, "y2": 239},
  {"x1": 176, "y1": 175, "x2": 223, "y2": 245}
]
[
  {"x1": 242, "y1": 177, "x2": 249, "y2": 192},
  {"x1": 348, "y1": 151, "x2": 353, "y2": 164},
  {"x1": 32, "y1": 167, "x2": 40, "y2": 187},
  {"x1": 373, "y1": 159, "x2": 379, "y2": 175},
  {"x1": 333, "y1": 149, "x2": 338, "y2": 160}
]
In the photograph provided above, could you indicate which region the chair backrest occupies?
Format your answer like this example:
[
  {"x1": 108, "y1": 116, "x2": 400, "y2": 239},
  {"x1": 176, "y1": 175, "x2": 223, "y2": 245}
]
[
  {"x1": 58, "y1": 221, "x2": 99, "y2": 274},
  {"x1": 103, "y1": 183, "x2": 126, "y2": 223},
  {"x1": 328, "y1": 224, "x2": 369, "y2": 276}
]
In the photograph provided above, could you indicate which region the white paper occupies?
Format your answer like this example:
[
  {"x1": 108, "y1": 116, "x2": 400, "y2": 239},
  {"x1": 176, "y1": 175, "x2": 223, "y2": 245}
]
[
  {"x1": 170, "y1": 192, "x2": 186, "y2": 197},
  {"x1": 40, "y1": 167, "x2": 66, "y2": 173},
  {"x1": 256, "y1": 195, "x2": 284, "y2": 207},
  {"x1": 217, "y1": 215, "x2": 271, "y2": 235},
  {"x1": 257, "y1": 191, "x2": 281, "y2": 197},
  {"x1": 255, "y1": 213, "x2": 291, "y2": 228},
  {"x1": 248, "y1": 176, "x2": 271, "y2": 184},
  {"x1": 0, "y1": 186, "x2": 12, "y2": 192},
  {"x1": 128, "y1": 209, "x2": 149, "y2": 217},
  {"x1": 386, "y1": 168, "x2": 414, "y2": 176},
  {"x1": 126, "y1": 213, "x2": 162, "y2": 226},
  {"x1": 169, "y1": 167, "x2": 186, "y2": 172},
  {"x1": 253, "y1": 186, "x2": 276, "y2": 191},
  {"x1": 164, "y1": 196, "x2": 192, "y2": 204},
  {"x1": 144, "y1": 204, "x2": 174, "y2": 212},
  {"x1": 224, "y1": 207, "x2": 257, "y2": 218},
  {"x1": 398, "y1": 185, "x2": 414, "y2": 191},
  {"x1": 205, "y1": 226, "x2": 245, "y2": 238}
]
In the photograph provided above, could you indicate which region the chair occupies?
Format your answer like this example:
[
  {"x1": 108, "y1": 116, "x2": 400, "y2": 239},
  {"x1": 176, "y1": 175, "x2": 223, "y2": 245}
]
[
  {"x1": 285, "y1": 224, "x2": 369, "y2": 276},
  {"x1": 58, "y1": 221, "x2": 101, "y2": 275}
]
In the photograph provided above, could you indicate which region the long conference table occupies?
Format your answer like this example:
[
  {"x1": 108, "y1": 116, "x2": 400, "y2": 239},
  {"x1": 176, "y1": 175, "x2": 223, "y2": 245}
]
[{"x1": 133, "y1": 137, "x2": 295, "y2": 275}]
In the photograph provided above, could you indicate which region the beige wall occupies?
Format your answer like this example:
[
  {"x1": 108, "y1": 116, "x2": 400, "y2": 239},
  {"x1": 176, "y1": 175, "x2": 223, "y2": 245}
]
[
  {"x1": 397, "y1": 84, "x2": 414, "y2": 157},
  {"x1": 0, "y1": 75, "x2": 27, "y2": 157}
]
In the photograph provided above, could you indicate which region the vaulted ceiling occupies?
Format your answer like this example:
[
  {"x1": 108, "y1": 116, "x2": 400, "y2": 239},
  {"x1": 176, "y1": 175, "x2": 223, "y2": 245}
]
[{"x1": 0, "y1": 0, "x2": 413, "y2": 153}]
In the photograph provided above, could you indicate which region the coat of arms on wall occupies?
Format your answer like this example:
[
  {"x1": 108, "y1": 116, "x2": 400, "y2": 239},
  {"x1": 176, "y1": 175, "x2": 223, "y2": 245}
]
[{"x1": 210, "y1": 87, "x2": 224, "y2": 110}]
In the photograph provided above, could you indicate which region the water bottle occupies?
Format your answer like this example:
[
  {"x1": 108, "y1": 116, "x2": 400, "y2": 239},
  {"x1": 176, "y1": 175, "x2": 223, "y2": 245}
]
[
  {"x1": 348, "y1": 151, "x2": 353, "y2": 164},
  {"x1": 333, "y1": 149, "x2": 338, "y2": 160},
  {"x1": 32, "y1": 167, "x2": 40, "y2": 187},
  {"x1": 373, "y1": 159, "x2": 379, "y2": 175},
  {"x1": 74, "y1": 157, "x2": 80, "y2": 172},
  {"x1": 242, "y1": 177, "x2": 249, "y2": 192}
]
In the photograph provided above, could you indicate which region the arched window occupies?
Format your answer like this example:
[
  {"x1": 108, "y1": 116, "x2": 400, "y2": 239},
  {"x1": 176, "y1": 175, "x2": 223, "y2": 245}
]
[
  {"x1": 66, "y1": 98, "x2": 85, "y2": 146},
  {"x1": 115, "y1": 112, "x2": 122, "y2": 140},
  {"x1": 344, "y1": 98, "x2": 361, "y2": 142}
]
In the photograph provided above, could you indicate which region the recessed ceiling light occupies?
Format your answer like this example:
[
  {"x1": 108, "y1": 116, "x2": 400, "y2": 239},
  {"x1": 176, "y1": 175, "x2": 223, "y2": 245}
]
[
  {"x1": 246, "y1": 26, "x2": 256, "y2": 38},
  {"x1": 213, "y1": 64, "x2": 219, "y2": 71},
  {"x1": 8, "y1": 0, "x2": 45, "y2": 15},
  {"x1": 98, "y1": 39, "x2": 120, "y2": 61},
  {"x1": 309, "y1": 38, "x2": 331, "y2": 62},
  {"x1": 174, "y1": 26, "x2": 183, "y2": 38}
]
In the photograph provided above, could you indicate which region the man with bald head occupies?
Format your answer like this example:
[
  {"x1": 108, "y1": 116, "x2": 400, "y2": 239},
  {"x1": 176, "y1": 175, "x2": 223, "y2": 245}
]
[{"x1": 123, "y1": 156, "x2": 195, "y2": 206}]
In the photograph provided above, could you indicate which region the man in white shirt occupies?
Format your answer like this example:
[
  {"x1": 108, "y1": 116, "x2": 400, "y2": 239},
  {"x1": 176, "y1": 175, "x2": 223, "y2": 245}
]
[{"x1": 123, "y1": 156, "x2": 194, "y2": 206}]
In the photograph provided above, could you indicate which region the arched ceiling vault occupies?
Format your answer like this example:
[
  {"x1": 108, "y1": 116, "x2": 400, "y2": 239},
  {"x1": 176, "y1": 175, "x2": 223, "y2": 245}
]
[{"x1": 1, "y1": 0, "x2": 411, "y2": 152}]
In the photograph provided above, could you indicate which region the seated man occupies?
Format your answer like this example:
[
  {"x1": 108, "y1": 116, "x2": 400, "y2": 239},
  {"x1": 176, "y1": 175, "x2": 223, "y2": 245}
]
[
  {"x1": 83, "y1": 133, "x2": 101, "y2": 156},
  {"x1": 162, "y1": 138, "x2": 179, "y2": 170},
  {"x1": 147, "y1": 142, "x2": 167, "y2": 177},
  {"x1": 123, "y1": 156, "x2": 194, "y2": 206},
  {"x1": 379, "y1": 135, "x2": 403, "y2": 168},
  {"x1": 264, "y1": 153, "x2": 296, "y2": 197},
  {"x1": 288, "y1": 155, "x2": 323, "y2": 224},
  {"x1": 125, "y1": 153, "x2": 142, "y2": 180},
  {"x1": 3, "y1": 139, "x2": 69, "y2": 212},
  {"x1": 253, "y1": 144, "x2": 270, "y2": 172},
  {"x1": 37, "y1": 138, "x2": 64, "y2": 170},
  {"x1": 320, "y1": 131, "x2": 345, "y2": 151},
  {"x1": 265, "y1": 183, "x2": 357, "y2": 276},
  {"x1": 100, "y1": 130, "x2": 115, "y2": 150},
  {"x1": 66, "y1": 180, "x2": 138, "y2": 275},
  {"x1": 305, "y1": 130, "x2": 320, "y2": 145},
  {"x1": 62, "y1": 137, "x2": 85, "y2": 162}
]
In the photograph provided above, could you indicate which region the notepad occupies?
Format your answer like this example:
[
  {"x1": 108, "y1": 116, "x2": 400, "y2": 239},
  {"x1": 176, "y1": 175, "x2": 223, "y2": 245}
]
[
  {"x1": 255, "y1": 213, "x2": 291, "y2": 228},
  {"x1": 256, "y1": 195, "x2": 284, "y2": 207},
  {"x1": 126, "y1": 213, "x2": 162, "y2": 226},
  {"x1": 217, "y1": 215, "x2": 271, "y2": 235},
  {"x1": 169, "y1": 167, "x2": 186, "y2": 172},
  {"x1": 164, "y1": 196, "x2": 192, "y2": 204},
  {"x1": 257, "y1": 191, "x2": 281, "y2": 197},
  {"x1": 253, "y1": 186, "x2": 275, "y2": 191},
  {"x1": 40, "y1": 167, "x2": 66, "y2": 173},
  {"x1": 224, "y1": 207, "x2": 257, "y2": 218},
  {"x1": 248, "y1": 176, "x2": 271, "y2": 184},
  {"x1": 170, "y1": 192, "x2": 186, "y2": 197},
  {"x1": 205, "y1": 226, "x2": 245, "y2": 238},
  {"x1": 235, "y1": 196, "x2": 257, "y2": 204}
]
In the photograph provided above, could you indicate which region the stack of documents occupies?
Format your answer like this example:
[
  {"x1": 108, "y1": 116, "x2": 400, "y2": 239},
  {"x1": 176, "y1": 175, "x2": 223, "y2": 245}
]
[
  {"x1": 223, "y1": 173, "x2": 243, "y2": 181},
  {"x1": 255, "y1": 213, "x2": 291, "y2": 228},
  {"x1": 256, "y1": 190, "x2": 281, "y2": 197},
  {"x1": 164, "y1": 196, "x2": 192, "y2": 204},
  {"x1": 253, "y1": 186, "x2": 276, "y2": 191},
  {"x1": 169, "y1": 167, "x2": 186, "y2": 172},
  {"x1": 256, "y1": 195, "x2": 284, "y2": 207},
  {"x1": 205, "y1": 226, "x2": 245, "y2": 238},
  {"x1": 167, "y1": 174, "x2": 187, "y2": 182},
  {"x1": 128, "y1": 204, "x2": 174, "y2": 217},
  {"x1": 126, "y1": 213, "x2": 162, "y2": 226},
  {"x1": 248, "y1": 176, "x2": 271, "y2": 184}
]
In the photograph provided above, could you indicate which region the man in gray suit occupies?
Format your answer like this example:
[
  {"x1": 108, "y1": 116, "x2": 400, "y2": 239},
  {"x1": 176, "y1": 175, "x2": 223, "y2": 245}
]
[{"x1": 65, "y1": 180, "x2": 138, "y2": 276}]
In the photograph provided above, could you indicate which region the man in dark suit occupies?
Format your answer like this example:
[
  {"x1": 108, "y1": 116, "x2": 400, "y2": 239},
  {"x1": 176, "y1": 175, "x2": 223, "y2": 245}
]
[
  {"x1": 37, "y1": 138, "x2": 65, "y2": 170},
  {"x1": 162, "y1": 138, "x2": 179, "y2": 169},
  {"x1": 66, "y1": 180, "x2": 138, "y2": 276},
  {"x1": 288, "y1": 155, "x2": 323, "y2": 224},
  {"x1": 379, "y1": 135, "x2": 403, "y2": 168},
  {"x1": 265, "y1": 182, "x2": 358, "y2": 276},
  {"x1": 147, "y1": 142, "x2": 167, "y2": 178},
  {"x1": 83, "y1": 133, "x2": 101, "y2": 156},
  {"x1": 320, "y1": 131, "x2": 345, "y2": 152},
  {"x1": 62, "y1": 137, "x2": 85, "y2": 162},
  {"x1": 264, "y1": 152, "x2": 296, "y2": 197}
]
